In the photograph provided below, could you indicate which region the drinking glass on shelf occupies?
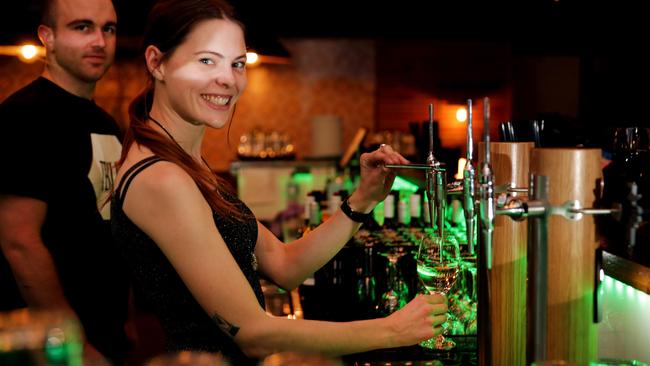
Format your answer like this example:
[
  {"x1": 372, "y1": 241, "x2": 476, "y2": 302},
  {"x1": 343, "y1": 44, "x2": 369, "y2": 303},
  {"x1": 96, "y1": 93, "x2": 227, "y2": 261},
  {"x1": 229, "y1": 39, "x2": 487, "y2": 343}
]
[
  {"x1": 416, "y1": 229, "x2": 461, "y2": 350},
  {"x1": 378, "y1": 246, "x2": 409, "y2": 315},
  {"x1": 0, "y1": 309, "x2": 86, "y2": 366}
]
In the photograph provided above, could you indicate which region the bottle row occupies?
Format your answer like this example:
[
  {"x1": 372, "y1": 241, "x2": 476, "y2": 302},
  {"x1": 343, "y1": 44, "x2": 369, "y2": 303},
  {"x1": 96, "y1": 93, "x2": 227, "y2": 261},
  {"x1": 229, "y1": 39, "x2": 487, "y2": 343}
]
[{"x1": 298, "y1": 186, "x2": 470, "y2": 240}]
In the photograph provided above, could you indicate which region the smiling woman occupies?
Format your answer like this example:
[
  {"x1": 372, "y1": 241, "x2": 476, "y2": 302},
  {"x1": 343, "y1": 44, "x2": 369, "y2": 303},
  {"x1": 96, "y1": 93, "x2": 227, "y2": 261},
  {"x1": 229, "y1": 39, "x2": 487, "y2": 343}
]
[
  {"x1": 119, "y1": 0, "x2": 249, "y2": 221},
  {"x1": 144, "y1": 18, "x2": 246, "y2": 130},
  {"x1": 112, "y1": 1, "x2": 262, "y2": 361},
  {"x1": 110, "y1": 0, "x2": 446, "y2": 365}
]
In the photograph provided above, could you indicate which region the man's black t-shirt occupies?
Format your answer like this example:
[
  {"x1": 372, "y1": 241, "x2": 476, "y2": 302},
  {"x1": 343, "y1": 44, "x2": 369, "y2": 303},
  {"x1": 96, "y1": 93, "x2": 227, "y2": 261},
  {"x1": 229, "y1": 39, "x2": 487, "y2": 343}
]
[{"x1": 0, "y1": 77, "x2": 130, "y2": 364}]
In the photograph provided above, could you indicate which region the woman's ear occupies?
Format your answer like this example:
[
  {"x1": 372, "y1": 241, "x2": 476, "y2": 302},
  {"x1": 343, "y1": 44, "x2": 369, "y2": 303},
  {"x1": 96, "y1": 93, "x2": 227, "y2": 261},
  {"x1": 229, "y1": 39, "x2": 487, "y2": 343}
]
[{"x1": 145, "y1": 45, "x2": 165, "y2": 81}]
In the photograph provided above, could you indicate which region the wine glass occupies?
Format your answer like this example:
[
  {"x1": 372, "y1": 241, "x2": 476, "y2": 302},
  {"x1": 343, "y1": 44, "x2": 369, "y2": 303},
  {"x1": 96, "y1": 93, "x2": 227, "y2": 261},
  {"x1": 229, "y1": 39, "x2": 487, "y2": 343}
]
[{"x1": 416, "y1": 229, "x2": 461, "y2": 350}]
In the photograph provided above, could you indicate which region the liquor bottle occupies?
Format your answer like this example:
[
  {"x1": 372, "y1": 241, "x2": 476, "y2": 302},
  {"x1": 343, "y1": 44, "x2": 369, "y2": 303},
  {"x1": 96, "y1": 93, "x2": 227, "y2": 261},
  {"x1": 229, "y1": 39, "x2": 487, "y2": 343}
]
[
  {"x1": 409, "y1": 189, "x2": 424, "y2": 228},
  {"x1": 325, "y1": 172, "x2": 345, "y2": 220},
  {"x1": 299, "y1": 191, "x2": 324, "y2": 236},
  {"x1": 382, "y1": 190, "x2": 398, "y2": 229},
  {"x1": 397, "y1": 194, "x2": 410, "y2": 228},
  {"x1": 299, "y1": 191, "x2": 324, "y2": 319},
  {"x1": 298, "y1": 193, "x2": 316, "y2": 237},
  {"x1": 324, "y1": 188, "x2": 346, "y2": 222},
  {"x1": 363, "y1": 201, "x2": 383, "y2": 231},
  {"x1": 355, "y1": 245, "x2": 377, "y2": 319},
  {"x1": 307, "y1": 192, "x2": 322, "y2": 229},
  {"x1": 331, "y1": 189, "x2": 348, "y2": 220}
]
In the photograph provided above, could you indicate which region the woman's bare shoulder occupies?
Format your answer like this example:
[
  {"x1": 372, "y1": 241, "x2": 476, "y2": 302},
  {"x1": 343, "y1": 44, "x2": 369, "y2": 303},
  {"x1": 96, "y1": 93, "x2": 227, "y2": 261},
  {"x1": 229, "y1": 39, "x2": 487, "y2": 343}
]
[{"x1": 118, "y1": 148, "x2": 199, "y2": 208}]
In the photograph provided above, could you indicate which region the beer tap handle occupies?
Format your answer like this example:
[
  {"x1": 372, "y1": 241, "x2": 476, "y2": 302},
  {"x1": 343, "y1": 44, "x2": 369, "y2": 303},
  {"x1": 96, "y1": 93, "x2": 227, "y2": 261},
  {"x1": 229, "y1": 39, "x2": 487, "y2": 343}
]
[
  {"x1": 466, "y1": 99, "x2": 474, "y2": 166},
  {"x1": 435, "y1": 165, "x2": 447, "y2": 239},
  {"x1": 426, "y1": 104, "x2": 437, "y2": 167},
  {"x1": 424, "y1": 103, "x2": 439, "y2": 231},
  {"x1": 479, "y1": 97, "x2": 495, "y2": 270},
  {"x1": 463, "y1": 99, "x2": 477, "y2": 255}
]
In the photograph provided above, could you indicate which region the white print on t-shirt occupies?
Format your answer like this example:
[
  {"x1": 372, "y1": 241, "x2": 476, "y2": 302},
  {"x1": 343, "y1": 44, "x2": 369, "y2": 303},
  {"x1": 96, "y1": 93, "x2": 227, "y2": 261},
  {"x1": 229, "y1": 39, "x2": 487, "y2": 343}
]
[{"x1": 89, "y1": 133, "x2": 122, "y2": 220}]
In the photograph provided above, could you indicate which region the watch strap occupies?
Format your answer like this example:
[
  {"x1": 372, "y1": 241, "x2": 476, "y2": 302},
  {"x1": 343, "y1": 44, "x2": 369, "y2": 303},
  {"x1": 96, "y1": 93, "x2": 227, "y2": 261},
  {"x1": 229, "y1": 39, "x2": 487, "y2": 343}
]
[{"x1": 340, "y1": 198, "x2": 372, "y2": 223}]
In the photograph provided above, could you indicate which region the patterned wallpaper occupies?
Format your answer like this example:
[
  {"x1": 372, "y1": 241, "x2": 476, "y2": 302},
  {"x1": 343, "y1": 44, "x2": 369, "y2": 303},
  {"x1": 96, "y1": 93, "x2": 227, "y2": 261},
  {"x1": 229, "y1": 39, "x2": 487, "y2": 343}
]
[{"x1": 0, "y1": 38, "x2": 376, "y2": 172}]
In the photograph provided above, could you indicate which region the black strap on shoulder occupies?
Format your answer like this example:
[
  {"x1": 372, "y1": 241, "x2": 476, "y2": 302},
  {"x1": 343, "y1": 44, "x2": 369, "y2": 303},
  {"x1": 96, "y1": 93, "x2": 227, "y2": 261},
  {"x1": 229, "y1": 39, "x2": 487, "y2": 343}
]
[{"x1": 115, "y1": 156, "x2": 165, "y2": 203}]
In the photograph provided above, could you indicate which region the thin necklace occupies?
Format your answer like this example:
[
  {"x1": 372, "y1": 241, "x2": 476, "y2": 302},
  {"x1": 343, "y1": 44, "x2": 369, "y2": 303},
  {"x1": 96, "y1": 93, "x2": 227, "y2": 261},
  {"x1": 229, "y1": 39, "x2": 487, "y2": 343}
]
[{"x1": 148, "y1": 116, "x2": 213, "y2": 172}]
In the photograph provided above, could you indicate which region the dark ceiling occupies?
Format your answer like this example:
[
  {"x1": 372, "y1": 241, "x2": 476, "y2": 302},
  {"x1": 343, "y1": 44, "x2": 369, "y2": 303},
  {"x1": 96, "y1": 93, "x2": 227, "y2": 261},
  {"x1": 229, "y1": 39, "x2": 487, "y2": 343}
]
[
  {"x1": 1, "y1": 1, "x2": 648, "y2": 127},
  {"x1": 1, "y1": 0, "x2": 644, "y2": 52}
]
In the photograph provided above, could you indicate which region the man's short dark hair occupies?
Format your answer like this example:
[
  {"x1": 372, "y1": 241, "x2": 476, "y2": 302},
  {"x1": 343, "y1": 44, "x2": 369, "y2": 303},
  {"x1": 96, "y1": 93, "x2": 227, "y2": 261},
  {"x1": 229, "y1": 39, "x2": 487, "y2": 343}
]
[{"x1": 39, "y1": 0, "x2": 57, "y2": 27}]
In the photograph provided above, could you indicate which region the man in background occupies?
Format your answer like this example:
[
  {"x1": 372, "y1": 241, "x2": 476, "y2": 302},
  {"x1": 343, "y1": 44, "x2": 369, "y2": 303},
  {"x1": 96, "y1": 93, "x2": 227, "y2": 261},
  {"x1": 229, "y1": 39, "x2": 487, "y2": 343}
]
[{"x1": 0, "y1": 0, "x2": 131, "y2": 363}]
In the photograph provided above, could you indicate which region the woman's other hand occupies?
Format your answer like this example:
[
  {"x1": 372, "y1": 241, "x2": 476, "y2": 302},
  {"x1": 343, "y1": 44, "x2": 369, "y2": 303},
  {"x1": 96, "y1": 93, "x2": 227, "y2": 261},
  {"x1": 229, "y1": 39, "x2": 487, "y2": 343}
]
[{"x1": 384, "y1": 293, "x2": 447, "y2": 347}]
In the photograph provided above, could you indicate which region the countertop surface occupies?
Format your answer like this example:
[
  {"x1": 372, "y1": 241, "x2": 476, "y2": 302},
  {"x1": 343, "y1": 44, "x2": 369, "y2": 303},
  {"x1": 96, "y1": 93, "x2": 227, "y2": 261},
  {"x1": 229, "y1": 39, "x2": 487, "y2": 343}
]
[{"x1": 260, "y1": 336, "x2": 478, "y2": 366}]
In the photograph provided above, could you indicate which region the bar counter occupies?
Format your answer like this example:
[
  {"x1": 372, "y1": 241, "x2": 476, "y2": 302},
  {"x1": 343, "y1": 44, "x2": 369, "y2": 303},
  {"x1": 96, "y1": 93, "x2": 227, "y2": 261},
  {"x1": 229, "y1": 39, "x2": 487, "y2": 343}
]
[
  {"x1": 602, "y1": 249, "x2": 650, "y2": 295},
  {"x1": 341, "y1": 337, "x2": 478, "y2": 366},
  {"x1": 263, "y1": 279, "x2": 477, "y2": 365},
  {"x1": 260, "y1": 336, "x2": 477, "y2": 366}
]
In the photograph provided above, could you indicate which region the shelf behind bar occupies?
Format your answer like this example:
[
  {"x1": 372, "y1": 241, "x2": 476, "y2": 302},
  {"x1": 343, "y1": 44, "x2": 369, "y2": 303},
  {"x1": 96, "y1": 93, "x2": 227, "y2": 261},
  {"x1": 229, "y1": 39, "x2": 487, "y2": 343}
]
[{"x1": 602, "y1": 250, "x2": 650, "y2": 295}]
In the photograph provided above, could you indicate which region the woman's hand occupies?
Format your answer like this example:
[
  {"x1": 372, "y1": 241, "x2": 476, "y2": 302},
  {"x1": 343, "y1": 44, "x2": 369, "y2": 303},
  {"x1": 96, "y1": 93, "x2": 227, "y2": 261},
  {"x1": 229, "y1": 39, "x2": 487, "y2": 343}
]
[
  {"x1": 349, "y1": 144, "x2": 409, "y2": 213},
  {"x1": 384, "y1": 293, "x2": 447, "y2": 348}
]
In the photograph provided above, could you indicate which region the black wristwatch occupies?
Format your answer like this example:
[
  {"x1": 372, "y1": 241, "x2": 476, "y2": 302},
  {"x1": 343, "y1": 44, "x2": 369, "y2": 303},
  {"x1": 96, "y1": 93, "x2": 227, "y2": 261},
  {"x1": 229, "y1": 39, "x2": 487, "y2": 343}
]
[{"x1": 340, "y1": 198, "x2": 372, "y2": 223}]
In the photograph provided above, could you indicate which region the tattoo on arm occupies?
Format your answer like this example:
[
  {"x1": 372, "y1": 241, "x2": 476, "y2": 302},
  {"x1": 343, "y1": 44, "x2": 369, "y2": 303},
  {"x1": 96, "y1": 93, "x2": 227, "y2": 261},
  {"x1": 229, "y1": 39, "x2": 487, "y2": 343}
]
[{"x1": 212, "y1": 314, "x2": 240, "y2": 338}]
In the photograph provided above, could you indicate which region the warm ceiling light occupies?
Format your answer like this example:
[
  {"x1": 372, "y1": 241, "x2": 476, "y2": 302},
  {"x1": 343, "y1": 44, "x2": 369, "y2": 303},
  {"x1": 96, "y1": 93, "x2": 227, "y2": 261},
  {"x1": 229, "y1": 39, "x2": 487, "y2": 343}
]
[
  {"x1": 20, "y1": 45, "x2": 38, "y2": 60},
  {"x1": 246, "y1": 51, "x2": 259, "y2": 65},
  {"x1": 245, "y1": 50, "x2": 291, "y2": 66},
  {"x1": 246, "y1": 34, "x2": 291, "y2": 65},
  {"x1": 0, "y1": 44, "x2": 45, "y2": 63},
  {"x1": 456, "y1": 107, "x2": 468, "y2": 123}
]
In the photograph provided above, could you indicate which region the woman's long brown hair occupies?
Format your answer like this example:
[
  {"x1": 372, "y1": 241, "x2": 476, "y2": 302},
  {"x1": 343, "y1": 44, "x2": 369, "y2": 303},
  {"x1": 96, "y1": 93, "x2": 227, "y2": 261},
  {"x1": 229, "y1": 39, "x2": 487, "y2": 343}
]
[{"x1": 120, "y1": 0, "x2": 249, "y2": 222}]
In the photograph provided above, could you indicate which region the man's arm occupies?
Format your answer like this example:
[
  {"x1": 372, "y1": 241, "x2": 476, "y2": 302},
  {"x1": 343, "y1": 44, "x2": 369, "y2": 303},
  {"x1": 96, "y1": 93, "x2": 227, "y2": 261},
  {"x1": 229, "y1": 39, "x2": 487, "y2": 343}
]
[{"x1": 0, "y1": 194, "x2": 72, "y2": 311}]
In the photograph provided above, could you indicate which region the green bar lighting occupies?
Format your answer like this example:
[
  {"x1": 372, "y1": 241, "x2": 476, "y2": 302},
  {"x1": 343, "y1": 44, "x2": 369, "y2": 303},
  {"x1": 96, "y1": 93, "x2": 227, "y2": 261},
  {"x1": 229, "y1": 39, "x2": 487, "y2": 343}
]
[
  {"x1": 390, "y1": 176, "x2": 419, "y2": 193},
  {"x1": 292, "y1": 172, "x2": 314, "y2": 184}
]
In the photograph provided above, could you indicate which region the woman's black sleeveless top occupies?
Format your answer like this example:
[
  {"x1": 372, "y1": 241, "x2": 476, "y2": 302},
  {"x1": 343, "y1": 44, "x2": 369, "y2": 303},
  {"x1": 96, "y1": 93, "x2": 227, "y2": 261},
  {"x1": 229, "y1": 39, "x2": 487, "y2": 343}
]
[{"x1": 111, "y1": 156, "x2": 264, "y2": 364}]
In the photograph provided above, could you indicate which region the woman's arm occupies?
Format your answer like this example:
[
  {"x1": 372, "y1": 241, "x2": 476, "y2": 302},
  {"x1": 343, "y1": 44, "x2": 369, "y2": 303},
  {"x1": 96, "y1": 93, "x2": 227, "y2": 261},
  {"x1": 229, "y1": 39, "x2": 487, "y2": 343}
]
[
  {"x1": 121, "y1": 160, "x2": 446, "y2": 359},
  {"x1": 255, "y1": 145, "x2": 409, "y2": 290},
  {"x1": 253, "y1": 196, "x2": 364, "y2": 290},
  {"x1": 240, "y1": 294, "x2": 446, "y2": 358}
]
